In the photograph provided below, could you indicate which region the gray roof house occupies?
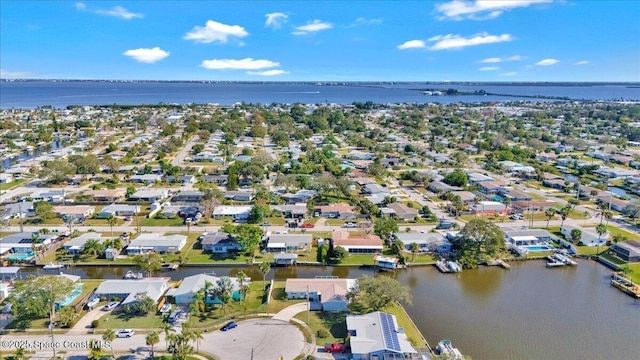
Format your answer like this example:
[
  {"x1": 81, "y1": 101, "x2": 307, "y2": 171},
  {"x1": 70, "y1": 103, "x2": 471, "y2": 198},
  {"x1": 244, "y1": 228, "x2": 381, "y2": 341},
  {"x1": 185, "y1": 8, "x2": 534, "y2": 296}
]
[
  {"x1": 393, "y1": 232, "x2": 448, "y2": 252},
  {"x1": 383, "y1": 202, "x2": 419, "y2": 221},
  {"x1": 96, "y1": 204, "x2": 140, "y2": 218},
  {"x1": 266, "y1": 234, "x2": 313, "y2": 252},
  {"x1": 129, "y1": 174, "x2": 164, "y2": 184},
  {"x1": 225, "y1": 191, "x2": 254, "y2": 202},
  {"x1": 130, "y1": 189, "x2": 169, "y2": 202},
  {"x1": 1, "y1": 202, "x2": 35, "y2": 220},
  {"x1": 126, "y1": 233, "x2": 187, "y2": 254},
  {"x1": 609, "y1": 240, "x2": 640, "y2": 262},
  {"x1": 270, "y1": 203, "x2": 308, "y2": 218},
  {"x1": 200, "y1": 232, "x2": 242, "y2": 253},
  {"x1": 93, "y1": 278, "x2": 169, "y2": 305},
  {"x1": 363, "y1": 183, "x2": 389, "y2": 195},
  {"x1": 63, "y1": 233, "x2": 105, "y2": 255},
  {"x1": 169, "y1": 273, "x2": 246, "y2": 304},
  {"x1": 346, "y1": 311, "x2": 418, "y2": 359},
  {"x1": 172, "y1": 190, "x2": 204, "y2": 203}
]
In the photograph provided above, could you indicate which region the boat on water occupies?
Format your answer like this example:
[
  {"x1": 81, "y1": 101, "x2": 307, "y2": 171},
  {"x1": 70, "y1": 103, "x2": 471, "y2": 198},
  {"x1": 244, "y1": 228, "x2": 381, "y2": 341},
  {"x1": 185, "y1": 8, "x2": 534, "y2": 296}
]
[
  {"x1": 123, "y1": 270, "x2": 144, "y2": 279},
  {"x1": 436, "y1": 339, "x2": 463, "y2": 359},
  {"x1": 42, "y1": 262, "x2": 64, "y2": 270},
  {"x1": 447, "y1": 261, "x2": 462, "y2": 273},
  {"x1": 161, "y1": 263, "x2": 179, "y2": 271}
]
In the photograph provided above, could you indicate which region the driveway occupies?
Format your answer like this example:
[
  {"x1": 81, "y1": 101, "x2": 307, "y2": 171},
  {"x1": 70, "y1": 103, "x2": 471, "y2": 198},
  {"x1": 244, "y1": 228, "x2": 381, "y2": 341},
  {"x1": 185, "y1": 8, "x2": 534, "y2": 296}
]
[
  {"x1": 67, "y1": 307, "x2": 106, "y2": 334},
  {"x1": 202, "y1": 318, "x2": 305, "y2": 360}
]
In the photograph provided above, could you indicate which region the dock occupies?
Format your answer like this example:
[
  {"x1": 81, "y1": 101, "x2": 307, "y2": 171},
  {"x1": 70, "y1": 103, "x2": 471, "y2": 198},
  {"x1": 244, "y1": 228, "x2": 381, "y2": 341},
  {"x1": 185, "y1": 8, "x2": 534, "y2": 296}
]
[
  {"x1": 545, "y1": 253, "x2": 577, "y2": 268},
  {"x1": 610, "y1": 272, "x2": 640, "y2": 299},
  {"x1": 496, "y1": 259, "x2": 511, "y2": 269},
  {"x1": 435, "y1": 260, "x2": 451, "y2": 273},
  {"x1": 161, "y1": 263, "x2": 179, "y2": 271}
]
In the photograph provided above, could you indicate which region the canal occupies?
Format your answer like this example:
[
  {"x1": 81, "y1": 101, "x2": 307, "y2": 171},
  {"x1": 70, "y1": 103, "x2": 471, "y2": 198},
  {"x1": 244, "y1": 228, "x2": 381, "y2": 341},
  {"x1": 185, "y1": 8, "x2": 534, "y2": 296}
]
[{"x1": 23, "y1": 260, "x2": 640, "y2": 360}]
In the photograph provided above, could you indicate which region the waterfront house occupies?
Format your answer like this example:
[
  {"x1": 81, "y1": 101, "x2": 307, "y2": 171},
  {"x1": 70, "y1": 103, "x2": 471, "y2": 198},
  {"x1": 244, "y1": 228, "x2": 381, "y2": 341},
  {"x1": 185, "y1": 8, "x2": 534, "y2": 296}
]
[
  {"x1": 126, "y1": 233, "x2": 187, "y2": 254},
  {"x1": 200, "y1": 232, "x2": 242, "y2": 254},
  {"x1": 63, "y1": 233, "x2": 105, "y2": 255},
  {"x1": 274, "y1": 253, "x2": 298, "y2": 266},
  {"x1": 96, "y1": 204, "x2": 140, "y2": 218},
  {"x1": 346, "y1": 311, "x2": 418, "y2": 359},
  {"x1": 561, "y1": 224, "x2": 608, "y2": 246},
  {"x1": 54, "y1": 274, "x2": 82, "y2": 310},
  {"x1": 169, "y1": 274, "x2": 245, "y2": 305},
  {"x1": 608, "y1": 240, "x2": 640, "y2": 262},
  {"x1": 392, "y1": 232, "x2": 449, "y2": 253},
  {"x1": 94, "y1": 278, "x2": 169, "y2": 305},
  {"x1": 331, "y1": 231, "x2": 383, "y2": 254},
  {"x1": 266, "y1": 234, "x2": 313, "y2": 252},
  {"x1": 503, "y1": 228, "x2": 557, "y2": 246},
  {"x1": 285, "y1": 278, "x2": 356, "y2": 311},
  {"x1": 212, "y1": 205, "x2": 253, "y2": 220}
]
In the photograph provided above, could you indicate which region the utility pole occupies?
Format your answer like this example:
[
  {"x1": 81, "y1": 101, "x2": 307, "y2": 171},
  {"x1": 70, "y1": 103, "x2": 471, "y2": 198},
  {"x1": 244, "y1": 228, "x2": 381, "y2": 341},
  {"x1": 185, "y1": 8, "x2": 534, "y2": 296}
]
[{"x1": 306, "y1": 284, "x2": 310, "y2": 325}]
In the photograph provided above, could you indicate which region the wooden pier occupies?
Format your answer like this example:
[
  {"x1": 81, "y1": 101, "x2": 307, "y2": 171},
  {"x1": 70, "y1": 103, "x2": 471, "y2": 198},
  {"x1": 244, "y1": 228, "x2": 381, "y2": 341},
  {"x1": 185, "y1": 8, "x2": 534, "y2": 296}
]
[
  {"x1": 610, "y1": 272, "x2": 640, "y2": 299},
  {"x1": 435, "y1": 260, "x2": 451, "y2": 273}
]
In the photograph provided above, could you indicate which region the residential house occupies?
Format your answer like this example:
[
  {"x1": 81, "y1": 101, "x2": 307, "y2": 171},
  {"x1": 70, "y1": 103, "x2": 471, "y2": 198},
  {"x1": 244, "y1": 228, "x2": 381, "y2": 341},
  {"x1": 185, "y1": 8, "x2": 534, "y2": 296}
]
[
  {"x1": 346, "y1": 312, "x2": 418, "y2": 359},
  {"x1": 32, "y1": 190, "x2": 66, "y2": 203},
  {"x1": 126, "y1": 233, "x2": 187, "y2": 254},
  {"x1": 203, "y1": 174, "x2": 228, "y2": 185},
  {"x1": 608, "y1": 240, "x2": 640, "y2": 262},
  {"x1": 381, "y1": 157, "x2": 400, "y2": 168},
  {"x1": 96, "y1": 204, "x2": 140, "y2": 218},
  {"x1": 471, "y1": 201, "x2": 511, "y2": 216},
  {"x1": 316, "y1": 203, "x2": 356, "y2": 219},
  {"x1": 499, "y1": 189, "x2": 532, "y2": 202},
  {"x1": 428, "y1": 180, "x2": 456, "y2": 193},
  {"x1": 392, "y1": 232, "x2": 450, "y2": 253},
  {"x1": 84, "y1": 189, "x2": 125, "y2": 202},
  {"x1": 478, "y1": 181, "x2": 504, "y2": 195},
  {"x1": 362, "y1": 183, "x2": 389, "y2": 195},
  {"x1": 561, "y1": 224, "x2": 608, "y2": 246},
  {"x1": 331, "y1": 231, "x2": 383, "y2": 254},
  {"x1": 166, "y1": 175, "x2": 197, "y2": 185},
  {"x1": 0, "y1": 174, "x2": 13, "y2": 184},
  {"x1": 1, "y1": 202, "x2": 34, "y2": 219},
  {"x1": 452, "y1": 191, "x2": 477, "y2": 205},
  {"x1": 93, "y1": 278, "x2": 169, "y2": 305},
  {"x1": 266, "y1": 234, "x2": 313, "y2": 252},
  {"x1": 0, "y1": 232, "x2": 56, "y2": 254},
  {"x1": 224, "y1": 191, "x2": 254, "y2": 202},
  {"x1": 285, "y1": 278, "x2": 357, "y2": 311},
  {"x1": 270, "y1": 203, "x2": 307, "y2": 219},
  {"x1": 200, "y1": 232, "x2": 242, "y2": 253},
  {"x1": 503, "y1": 227, "x2": 557, "y2": 246},
  {"x1": 130, "y1": 189, "x2": 169, "y2": 202},
  {"x1": 595, "y1": 194, "x2": 630, "y2": 212},
  {"x1": 129, "y1": 174, "x2": 163, "y2": 184},
  {"x1": 53, "y1": 205, "x2": 95, "y2": 222},
  {"x1": 279, "y1": 189, "x2": 316, "y2": 204},
  {"x1": 511, "y1": 201, "x2": 556, "y2": 213},
  {"x1": 172, "y1": 190, "x2": 204, "y2": 203},
  {"x1": 54, "y1": 274, "x2": 82, "y2": 310},
  {"x1": 274, "y1": 253, "x2": 298, "y2": 266},
  {"x1": 536, "y1": 152, "x2": 558, "y2": 162},
  {"x1": 542, "y1": 179, "x2": 567, "y2": 190},
  {"x1": 212, "y1": 205, "x2": 253, "y2": 220},
  {"x1": 63, "y1": 233, "x2": 105, "y2": 255},
  {"x1": 170, "y1": 273, "x2": 245, "y2": 304},
  {"x1": 467, "y1": 172, "x2": 493, "y2": 185},
  {"x1": 382, "y1": 202, "x2": 419, "y2": 221}
]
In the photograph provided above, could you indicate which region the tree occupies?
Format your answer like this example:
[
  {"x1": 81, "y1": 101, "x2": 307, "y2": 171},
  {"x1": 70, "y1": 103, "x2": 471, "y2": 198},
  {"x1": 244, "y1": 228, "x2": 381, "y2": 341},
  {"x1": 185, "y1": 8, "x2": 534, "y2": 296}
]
[
  {"x1": 121, "y1": 292, "x2": 156, "y2": 317},
  {"x1": 568, "y1": 198, "x2": 579, "y2": 211},
  {"x1": 451, "y1": 218, "x2": 506, "y2": 269},
  {"x1": 374, "y1": 217, "x2": 398, "y2": 242},
  {"x1": 545, "y1": 208, "x2": 556, "y2": 228},
  {"x1": 34, "y1": 201, "x2": 55, "y2": 220},
  {"x1": 13, "y1": 348, "x2": 28, "y2": 360},
  {"x1": 167, "y1": 328, "x2": 195, "y2": 360},
  {"x1": 87, "y1": 340, "x2": 103, "y2": 360},
  {"x1": 570, "y1": 229, "x2": 582, "y2": 244},
  {"x1": 409, "y1": 242, "x2": 420, "y2": 261},
  {"x1": 57, "y1": 306, "x2": 76, "y2": 327},
  {"x1": 503, "y1": 197, "x2": 511, "y2": 215},
  {"x1": 596, "y1": 202, "x2": 612, "y2": 225},
  {"x1": 213, "y1": 277, "x2": 234, "y2": 314},
  {"x1": 82, "y1": 239, "x2": 105, "y2": 258},
  {"x1": 346, "y1": 276, "x2": 412, "y2": 312},
  {"x1": 443, "y1": 168, "x2": 468, "y2": 187},
  {"x1": 222, "y1": 224, "x2": 264, "y2": 257},
  {"x1": 40, "y1": 158, "x2": 76, "y2": 184},
  {"x1": 559, "y1": 205, "x2": 571, "y2": 228},
  {"x1": 10, "y1": 275, "x2": 76, "y2": 324},
  {"x1": 191, "y1": 329, "x2": 204, "y2": 354},
  {"x1": 595, "y1": 223, "x2": 607, "y2": 255},
  {"x1": 328, "y1": 246, "x2": 348, "y2": 264},
  {"x1": 146, "y1": 330, "x2": 160, "y2": 358},
  {"x1": 235, "y1": 270, "x2": 249, "y2": 301},
  {"x1": 134, "y1": 252, "x2": 163, "y2": 277},
  {"x1": 200, "y1": 187, "x2": 223, "y2": 218},
  {"x1": 107, "y1": 215, "x2": 117, "y2": 242},
  {"x1": 622, "y1": 201, "x2": 640, "y2": 223},
  {"x1": 103, "y1": 329, "x2": 116, "y2": 358},
  {"x1": 258, "y1": 261, "x2": 271, "y2": 286},
  {"x1": 248, "y1": 204, "x2": 267, "y2": 224},
  {"x1": 162, "y1": 323, "x2": 175, "y2": 350}
]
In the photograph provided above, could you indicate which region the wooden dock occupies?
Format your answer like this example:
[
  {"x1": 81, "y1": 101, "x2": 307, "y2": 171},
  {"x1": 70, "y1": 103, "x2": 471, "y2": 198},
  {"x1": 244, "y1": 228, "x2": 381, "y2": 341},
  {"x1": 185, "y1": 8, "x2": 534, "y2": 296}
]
[
  {"x1": 610, "y1": 273, "x2": 640, "y2": 299},
  {"x1": 434, "y1": 260, "x2": 451, "y2": 273},
  {"x1": 496, "y1": 259, "x2": 511, "y2": 270}
]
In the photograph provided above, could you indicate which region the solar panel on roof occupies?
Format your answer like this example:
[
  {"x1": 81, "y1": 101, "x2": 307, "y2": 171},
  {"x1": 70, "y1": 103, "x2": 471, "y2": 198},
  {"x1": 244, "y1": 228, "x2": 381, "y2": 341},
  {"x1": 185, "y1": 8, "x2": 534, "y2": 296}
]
[{"x1": 380, "y1": 313, "x2": 401, "y2": 351}]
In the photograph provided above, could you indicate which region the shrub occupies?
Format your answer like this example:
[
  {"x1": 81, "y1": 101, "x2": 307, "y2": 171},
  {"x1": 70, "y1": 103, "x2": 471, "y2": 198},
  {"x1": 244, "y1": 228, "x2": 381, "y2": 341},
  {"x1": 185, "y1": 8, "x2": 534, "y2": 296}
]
[
  {"x1": 317, "y1": 329, "x2": 329, "y2": 338},
  {"x1": 90, "y1": 319, "x2": 99, "y2": 328}
]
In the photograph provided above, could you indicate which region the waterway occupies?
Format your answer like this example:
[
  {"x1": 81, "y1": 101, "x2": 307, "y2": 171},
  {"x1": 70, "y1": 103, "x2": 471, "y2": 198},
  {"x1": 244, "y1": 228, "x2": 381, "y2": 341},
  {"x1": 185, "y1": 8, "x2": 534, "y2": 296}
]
[
  {"x1": 23, "y1": 259, "x2": 639, "y2": 360},
  {"x1": 1, "y1": 141, "x2": 63, "y2": 170}
]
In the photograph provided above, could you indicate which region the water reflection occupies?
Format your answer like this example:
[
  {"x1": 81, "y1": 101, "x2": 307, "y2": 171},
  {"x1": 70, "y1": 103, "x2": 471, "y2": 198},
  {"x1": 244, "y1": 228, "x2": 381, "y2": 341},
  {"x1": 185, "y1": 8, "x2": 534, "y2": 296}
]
[{"x1": 457, "y1": 266, "x2": 504, "y2": 299}]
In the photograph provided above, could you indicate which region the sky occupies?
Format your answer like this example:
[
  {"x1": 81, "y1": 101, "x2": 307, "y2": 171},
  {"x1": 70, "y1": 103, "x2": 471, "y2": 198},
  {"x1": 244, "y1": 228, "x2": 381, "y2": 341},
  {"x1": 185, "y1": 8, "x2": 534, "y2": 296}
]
[{"x1": 1, "y1": 1, "x2": 639, "y2": 82}]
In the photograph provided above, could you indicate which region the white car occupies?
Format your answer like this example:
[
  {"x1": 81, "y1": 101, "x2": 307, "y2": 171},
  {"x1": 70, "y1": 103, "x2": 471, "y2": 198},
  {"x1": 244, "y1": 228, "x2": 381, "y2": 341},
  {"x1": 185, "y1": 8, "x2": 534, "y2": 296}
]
[
  {"x1": 116, "y1": 329, "x2": 135, "y2": 338},
  {"x1": 344, "y1": 222, "x2": 357, "y2": 228}
]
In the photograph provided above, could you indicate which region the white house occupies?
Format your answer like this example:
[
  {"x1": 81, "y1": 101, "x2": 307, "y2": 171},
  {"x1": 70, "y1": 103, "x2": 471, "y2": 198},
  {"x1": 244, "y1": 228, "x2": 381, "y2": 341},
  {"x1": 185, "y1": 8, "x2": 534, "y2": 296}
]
[
  {"x1": 126, "y1": 233, "x2": 187, "y2": 254},
  {"x1": 561, "y1": 224, "x2": 608, "y2": 246},
  {"x1": 96, "y1": 204, "x2": 140, "y2": 218},
  {"x1": 346, "y1": 312, "x2": 418, "y2": 359},
  {"x1": 0, "y1": 174, "x2": 13, "y2": 184},
  {"x1": 393, "y1": 232, "x2": 449, "y2": 253},
  {"x1": 130, "y1": 189, "x2": 169, "y2": 202},
  {"x1": 63, "y1": 233, "x2": 105, "y2": 255},
  {"x1": 169, "y1": 273, "x2": 246, "y2": 305},
  {"x1": 285, "y1": 278, "x2": 356, "y2": 311},
  {"x1": 93, "y1": 278, "x2": 169, "y2": 305},
  {"x1": 212, "y1": 205, "x2": 253, "y2": 220}
]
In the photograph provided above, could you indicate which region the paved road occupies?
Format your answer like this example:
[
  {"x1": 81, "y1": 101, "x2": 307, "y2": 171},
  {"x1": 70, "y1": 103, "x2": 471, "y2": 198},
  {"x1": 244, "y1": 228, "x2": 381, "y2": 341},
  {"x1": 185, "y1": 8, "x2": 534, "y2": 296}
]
[{"x1": 171, "y1": 136, "x2": 197, "y2": 166}]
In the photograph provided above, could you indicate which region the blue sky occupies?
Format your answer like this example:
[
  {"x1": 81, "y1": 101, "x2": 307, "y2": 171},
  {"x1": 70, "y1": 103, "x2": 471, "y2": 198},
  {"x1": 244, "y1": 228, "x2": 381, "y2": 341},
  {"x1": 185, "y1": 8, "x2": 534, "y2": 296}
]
[{"x1": 1, "y1": 1, "x2": 639, "y2": 81}]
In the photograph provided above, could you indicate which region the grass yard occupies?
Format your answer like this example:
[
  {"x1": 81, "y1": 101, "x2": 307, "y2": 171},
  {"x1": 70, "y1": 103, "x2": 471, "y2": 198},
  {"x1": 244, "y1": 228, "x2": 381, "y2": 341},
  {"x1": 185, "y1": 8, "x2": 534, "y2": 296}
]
[
  {"x1": 0, "y1": 178, "x2": 27, "y2": 190},
  {"x1": 140, "y1": 217, "x2": 184, "y2": 226},
  {"x1": 627, "y1": 263, "x2": 640, "y2": 284},
  {"x1": 266, "y1": 281, "x2": 305, "y2": 313},
  {"x1": 84, "y1": 218, "x2": 125, "y2": 226},
  {"x1": 382, "y1": 302, "x2": 427, "y2": 347},
  {"x1": 264, "y1": 217, "x2": 286, "y2": 225},
  {"x1": 294, "y1": 311, "x2": 347, "y2": 345},
  {"x1": 98, "y1": 311, "x2": 165, "y2": 330}
]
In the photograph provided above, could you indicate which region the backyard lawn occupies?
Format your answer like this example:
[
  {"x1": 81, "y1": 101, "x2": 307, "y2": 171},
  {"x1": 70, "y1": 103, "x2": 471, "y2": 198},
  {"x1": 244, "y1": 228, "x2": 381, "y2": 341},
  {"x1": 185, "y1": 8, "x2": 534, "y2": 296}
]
[
  {"x1": 99, "y1": 311, "x2": 165, "y2": 330},
  {"x1": 294, "y1": 311, "x2": 347, "y2": 345}
]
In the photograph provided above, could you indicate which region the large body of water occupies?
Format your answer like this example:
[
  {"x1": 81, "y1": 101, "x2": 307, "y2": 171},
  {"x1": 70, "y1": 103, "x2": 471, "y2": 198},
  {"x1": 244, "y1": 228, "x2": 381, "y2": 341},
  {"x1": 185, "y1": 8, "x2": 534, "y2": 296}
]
[
  {"x1": 1, "y1": 82, "x2": 639, "y2": 109},
  {"x1": 25, "y1": 260, "x2": 640, "y2": 360}
]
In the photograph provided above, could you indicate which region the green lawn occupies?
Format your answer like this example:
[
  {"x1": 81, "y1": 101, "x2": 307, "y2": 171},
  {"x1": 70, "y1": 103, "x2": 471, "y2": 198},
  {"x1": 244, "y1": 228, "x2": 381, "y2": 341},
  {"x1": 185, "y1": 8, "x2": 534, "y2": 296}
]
[
  {"x1": 98, "y1": 311, "x2": 165, "y2": 330},
  {"x1": 382, "y1": 302, "x2": 427, "y2": 347},
  {"x1": 0, "y1": 178, "x2": 27, "y2": 190},
  {"x1": 627, "y1": 263, "x2": 640, "y2": 284},
  {"x1": 264, "y1": 217, "x2": 286, "y2": 225},
  {"x1": 294, "y1": 311, "x2": 347, "y2": 345},
  {"x1": 84, "y1": 218, "x2": 125, "y2": 226},
  {"x1": 266, "y1": 281, "x2": 305, "y2": 313},
  {"x1": 140, "y1": 217, "x2": 184, "y2": 226}
]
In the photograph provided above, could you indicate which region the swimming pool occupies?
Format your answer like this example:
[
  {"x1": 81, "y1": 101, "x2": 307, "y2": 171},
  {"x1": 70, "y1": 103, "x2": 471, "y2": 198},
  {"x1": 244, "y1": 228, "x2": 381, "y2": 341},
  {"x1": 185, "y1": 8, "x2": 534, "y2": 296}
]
[
  {"x1": 522, "y1": 245, "x2": 555, "y2": 252},
  {"x1": 5, "y1": 252, "x2": 35, "y2": 261},
  {"x1": 57, "y1": 284, "x2": 84, "y2": 307}
]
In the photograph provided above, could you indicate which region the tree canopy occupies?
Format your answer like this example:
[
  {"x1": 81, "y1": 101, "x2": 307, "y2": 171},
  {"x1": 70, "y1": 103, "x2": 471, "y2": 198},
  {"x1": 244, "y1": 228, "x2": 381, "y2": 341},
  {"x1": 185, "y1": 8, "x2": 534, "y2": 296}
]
[
  {"x1": 222, "y1": 224, "x2": 264, "y2": 256},
  {"x1": 347, "y1": 276, "x2": 412, "y2": 312},
  {"x1": 10, "y1": 275, "x2": 76, "y2": 322},
  {"x1": 451, "y1": 218, "x2": 505, "y2": 269}
]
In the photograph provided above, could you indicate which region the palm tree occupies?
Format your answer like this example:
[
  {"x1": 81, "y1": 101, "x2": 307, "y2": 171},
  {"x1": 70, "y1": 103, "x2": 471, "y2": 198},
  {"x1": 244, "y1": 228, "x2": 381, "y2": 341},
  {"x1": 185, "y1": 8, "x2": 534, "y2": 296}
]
[
  {"x1": 596, "y1": 202, "x2": 612, "y2": 225},
  {"x1": 102, "y1": 329, "x2": 116, "y2": 358},
  {"x1": 258, "y1": 261, "x2": 271, "y2": 287},
  {"x1": 13, "y1": 348, "x2": 28, "y2": 360},
  {"x1": 559, "y1": 206, "x2": 571, "y2": 229},
  {"x1": 215, "y1": 276, "x2": 234, "y2": 314},
  {"x1": 161, "y1": 322, "x2": 175, "y2": 351},
  {"x1": 191, "y1": 329, "x2": 204, "y2": 354},
  {"x1": 82, "y1": 239, "x2": 105, "y2": 258},
  {"x1": 545, "y1": 208, "x2": 556, "y2": 229},
  {"x1": 474, "y1": 194, "x2": 483, "y2": 217},
  {"x1": 595, "y1": 223, "x2": 608, "y2": 255},
  {"x1": 146, "y1": 330, "x2": 160, "y2": 358},
  {"x1": 409, "y1": 242, "x2": 420, "y2": 262},
  {"x1": 570, "y1": 229, "x2": 582, "y2": 244},
  {"x1": 107, "y1": 215, "x2": 117, "y2": 243},
  {"x1": 503, "y1": 197, "x2": 511, "y2": 216},
  {"x1": 235, "y1": 270, "x2": 248, "y2": 301}
]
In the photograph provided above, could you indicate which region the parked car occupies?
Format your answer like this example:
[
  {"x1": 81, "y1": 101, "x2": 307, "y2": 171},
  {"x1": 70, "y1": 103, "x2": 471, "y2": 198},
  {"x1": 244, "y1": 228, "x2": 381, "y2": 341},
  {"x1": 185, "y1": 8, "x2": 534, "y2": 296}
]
[
  {"x1": 299, "y1": 223, "x2": 314, "y2": 228},
  {"x1": 116, "y1": 329, "x2": 135, "y2": 338},
  {"x1": 435, "y1": 221, "x2": 454, "y2": 230},
  {"x1": 324, "y1": 343, "x2": 346, "y2": 353},
  {"x1": 221, "y1": 321, "x2": 238, "y2": 331},
  {"x1": 168, "y1": 311, "x2": 181, "y2": 323},
  {"x1": 102, "y1": 301, "x2": 119, "y2": 311},
  {"x1": 344, "y1": 222, "x2": 357, "y2": 228},
  {"x1": 509, "y1": 214, "x2": 523, "y2": 220}
]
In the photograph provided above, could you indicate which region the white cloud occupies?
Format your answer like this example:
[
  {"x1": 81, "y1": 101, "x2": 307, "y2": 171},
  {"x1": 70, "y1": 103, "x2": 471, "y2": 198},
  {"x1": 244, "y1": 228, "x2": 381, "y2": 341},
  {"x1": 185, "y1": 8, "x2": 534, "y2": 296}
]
[
  {"x1": 123, "y1": 47, "x2": 170, "y2": 63},
  {"x1": 75, "y1": 2, "x2": 86, "y2": 10},
  {"x1": 500, "y1": 71, "x2": 518, "y2": 76},
  {"x1": 478, "y1": 66, "x2": 499, "y2": 71},
  {"x1": 247, "y1": 69, "x2": 289, "y2": 76},
  {"x1": 292, "y1": 20, "x2": 332, "y2": 35},
  {"x1": 479, "y1": 55, "x2": 521, "y2": 63},
  {"x1": 397, "y1": 40, "x2": 427, "y2": 50},
  {"x1": 200, "y1": 58, "x2": 280, "y2": 70},
  {"x1": 427, "y1": 32, "x2": 513, "y2": 50},
  {"x1": 535, "y1": 58, "x2": 559, "y2": 66},
  {"x1": 575, "y1": 60, "x2": 590, "y2": 65},
  {"x1": 350, "y1": 17, "x2": 383, "y2": 27},
  {"x1": 96, "y1": 6, "x2": 143, "y2": 20},
  {"x1": 435, "y1": 0, "x2": 554, "y2": 20},
  {"x1": 184, "y1": 20, "x2": 249, "y2": 43},
  {"x1": 265, "y1": 12, "x2": 287, "y2": 28},
  {"x1": 0, "y1": 69, "x2": 30, "y2": 78}
]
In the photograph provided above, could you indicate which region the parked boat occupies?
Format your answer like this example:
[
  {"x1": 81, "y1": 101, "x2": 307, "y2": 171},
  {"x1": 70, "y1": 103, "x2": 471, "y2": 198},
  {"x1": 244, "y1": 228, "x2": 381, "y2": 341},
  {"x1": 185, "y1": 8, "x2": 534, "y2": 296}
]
[
  {"x1": 435, "y1": 259, "x2": 450, "y2": 273},
  {"x1": 447, "y1": 261, "x2": 462, "y2": 273},
  {"x1": 161, "y1": 263, "x2": 179, "y2": 271},
  {"x1": 159, "y1": 303, "x2": 172, "y2": 314},
  {"x1": 123, "y1": 270, "x2": 143, "y2": 279},
  {"x1": 42, "y1": 262, "x2": 64, "y2": 270},
  {"x1": 436, "y1": 339, "x2": 463, "y2": 359}
]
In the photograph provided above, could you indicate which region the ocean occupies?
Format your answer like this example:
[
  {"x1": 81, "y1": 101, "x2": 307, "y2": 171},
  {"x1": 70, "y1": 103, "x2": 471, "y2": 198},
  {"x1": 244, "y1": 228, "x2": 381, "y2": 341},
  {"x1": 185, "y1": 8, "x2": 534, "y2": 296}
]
[{"x1": 1, "y1": 81, "x2": 639, "y2": 109}]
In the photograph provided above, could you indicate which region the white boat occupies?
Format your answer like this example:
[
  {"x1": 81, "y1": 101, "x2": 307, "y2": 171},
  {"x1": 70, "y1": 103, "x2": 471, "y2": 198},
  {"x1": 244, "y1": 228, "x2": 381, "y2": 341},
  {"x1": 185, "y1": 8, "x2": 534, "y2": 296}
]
[
  {"x1": 42, "y1": 262, "x2": 64, "y2": 270},
  {"x1": 123, "y1": 270, "x2": 143, "y2": 279},
  {"x1": 447, "y1": 261, "x2": 462, "y2": 273},
  {"x1": 436, "y1": 340, "x2": 463, "y2": 359}
]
